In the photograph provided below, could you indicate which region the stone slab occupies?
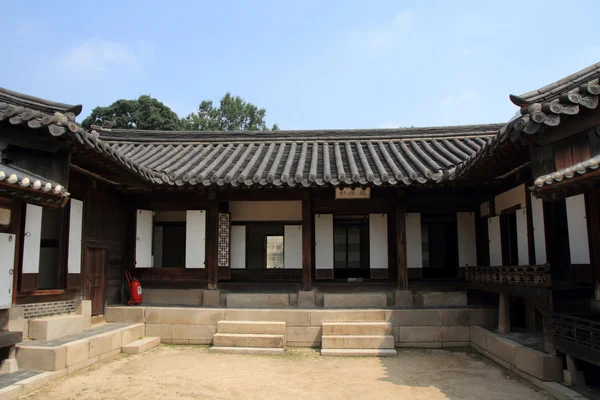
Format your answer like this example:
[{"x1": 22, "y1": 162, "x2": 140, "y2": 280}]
[
  {"x1": 122, "y1": 337, "x2": 160, "y2": 354},
  {"x1": 471, "y1": 342, "x2": 511, "y2": 369},
  {"x1": 143, "y1": 288, "x2": 203, "y2": 306},
  {"x1": 212, "y1": 333, "x2": 285, "y2": 348},
  {"x1": 386, "y1": 309, "x2": 443, "y2": 326},
  {"x1": 515, "y1": 346, "x2": 563, "y2": 382},
  {"x1": 99, "y1": 348, "x2": 122, "y2": 361},
  {"x1": 14, "y1": 371, "x2": 53, "y2": 396},
  {"x1": 441, "y1": 326, "x2": 470, "y2": 342},
  {"x1": 298, "y1": 291, "x2": 316, "y2": 308},
  {"x1": 105, "y1": 307, "x2": 145, "y2": 323},
  {"x1": 321, "y1": 335, "x2": 394, "y2": 349},
  {"x1": 442, "y1": 309, "x2": 496, "y2": 328},
  {"x1": 28, "y1": 315, "x2": 83, "y2": 341},
  {"x1": 396, "y1": 342, "x2": 442, "y2": 348},
  {"x1": 227, "y1": 293, "x2": 290, "y2": 308},
  {"x1": 227, "y1": 309, "x2": 310, "y2": 327},
  {"x1": 311, "y1": 310, "x2": 386, "y2": 326},
  {"x1": 172, "y1": 324, "x2": 217, "y2": 340},
  {"x1": 16, "y1": 345, "x2": 66, "y2": 371},
  {"x1": 209, "y1": 346, "x2": 284, "y2": 355},
  {"x1": 65, "y1": 339, "x2": 90, "y2": 367},
  {"x1": 321, "y1": 349, "x2": 397, "y2": 357},
  {"x1": 145, "y1": 308, "x2": 224, "y2": 325},
  {"x1": 203, "y1": 290, "x2": 221, "y2": 307},
  {"x1": 470, "y1": 325, "x2": 488, "y2": 350},
  {"x1": 323, "y1": 293, "x2": 387, "y2": 308},
  {"x1": 396, "y1": 326, "x2": 441, "y2": 343},
  {"x1": 486, "y1": 333, "x2": 522, "y2": 365},
  {"x1": 0, "y1": 385, "x2": 22, "y2": 400},
  {"x1": 89, "y1": 331, "x2": 121, "y2": 358},
  {"x1": 120, "y1": 323, "x2": 145, "y2": 345},
  {"x1": 286, "y1": 327, "x2": 321, "y2": 345},
  {"x1": 323, "y1": 322, "x2": 392, "y2": 336},
  {"x1": 76, "y1": 300, "x2": 92, "y2": 330},
  {"x1": 394, "y1": 291, "x2": 414, "y2": 307},
  {"x1": 0, "y1": 359, "x2": 17, "y2": 374},
  {"x1": 413, "y1": 292, "x2": 467, "y2": 307},
  {"x1": 217, "y1": 321, "x2": 286, "y2": 335},
  {"x1": 67, "y1": 356, "x2": 99, "y2": 375},
  {"x1": 442, "y1": 341, "x2": 470, "y2": 348},
  {"x1": 146, "y1": 324, "x2": 172, "y2": 340}
]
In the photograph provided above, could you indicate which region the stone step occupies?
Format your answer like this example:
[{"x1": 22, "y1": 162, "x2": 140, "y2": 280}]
[
  {"x1": 322, "y1": 322, "x2": 392, "y2": 336},
  {"x1": 226, "y1": 293, "x2": 290, "y2": 308},
  {"x1": 323, "y1": 293, "x2": 387, "y2": 308},
  {"x1": 122, "y1": 337, "x2": 160, "y2": 354},
  {"x1": 321, "y1": 349, "x2": 397, "y2": 357},
  {"x1": 212, "y1": 333, "x2": 285, "y2": 348},
  {"x1": 28, "y1": 314, "x2": 83, "y2": 341},
  {"x1": 208, "y1": 346, "x2": 284, "y2": 356},
  {"x1": 321, "y1": 335, "x2": 395, "y2": 349},
  {"x1": 217, "y1": 321, "x2": 286, "y2": 335},
  {"x1": 413, "y1": 292, "x2": 467, "y2": 307}
]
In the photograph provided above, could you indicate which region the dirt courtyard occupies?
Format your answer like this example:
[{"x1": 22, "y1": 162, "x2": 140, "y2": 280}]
[{"x1": 23, "y1": 346, "x2": 553, "y2": 400}]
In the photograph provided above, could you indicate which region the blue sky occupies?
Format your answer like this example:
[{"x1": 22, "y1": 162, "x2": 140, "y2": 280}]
[{"x1": 2, "y1": 1, "x2": 599, "y2": 130}]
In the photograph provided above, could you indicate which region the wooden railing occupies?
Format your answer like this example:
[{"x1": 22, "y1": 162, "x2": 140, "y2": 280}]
[
  {"x1": 465, "y1": 264, "x2": 551, "y2": 287},
  {"x1": 552, "y1": 313, "x2": 600, "y2": 366}
]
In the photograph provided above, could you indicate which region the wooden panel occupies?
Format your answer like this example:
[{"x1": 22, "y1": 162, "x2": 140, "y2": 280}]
[
  {"x1": 230, "y1": 269, "x2": 301, "y2": 282},
  {"x1": 555, "y1": 144, "x2": 573, "y2": 171},
  {"x1": 67, "y1": 273, "x2": 81, "y2": 289},
  {"x1": 85, "y1": 248, "x2": 105, "y2": 316},
  {"x1": 531, "y1": 194, "x2": 547, "y2": 264},
  {"x1": 588, "y1": 190, "x2": 600, "y2": 299},
  {"x1": 566, "y1": 194, "x2": 591, "y2": 264},
  {"x1": 406, "y1": 213, "x2": 422, "y2": 268},
  {"x1": 301, "y1": 193, "x2": 312, "y2": 291},
  {"x1": 186, "y1": 210, "x2": 206, "y2": 269},
  {"x1": 68, "y1": 199, "x2": 83, "y2": 274},
  {"x1": 315, "y1": 269, "x2": 334, "y2": 280},
  {"x1": 135, "y1": 209, "x2": 153, "y2": 268},
  {"x1": 457, "y1": 212, "x2": 477, "y2": 267},
  {"x1": 516, "y1": 208, "x2": 529, "y2": 266},
  {"x1": 315, "y1": 214, "x2": 334, "y2": 270},
  {"x1": 20, "y1": 274, "x2": 38, "y2": 292},
  {"x1": 571, "y1": 134, "x2": 591, "y2": 164},
  {"x1": 284, "y1": 225, "x2": 302, "y2": 269},
  {"x1": 370, "y1": 269, "x2": 388, "y2": 280},
  {"x1": 407, "y1": 268, "x2": 423, "y2": 279},
  {"x1": 23, "y1": 204, "x2": 42, "y2": 274},
  {"x1": 369, "y1": 214, "x2": 388, "y2": 270},
  {"x1": 488, "y1": 216, "x2": 502, "y2": 266},
  {"x1": 530, "y1": 144, "x2": 555, "y2": 180},
  {"x1": 231, "y1": 226, "x2": 246, "y2": 269},
  {"x1": 218, "y1": 266, "x2": 231, "y2": 280},
  {"x1": 0, "y1": 233, "x2": 15, "y2": 308}
]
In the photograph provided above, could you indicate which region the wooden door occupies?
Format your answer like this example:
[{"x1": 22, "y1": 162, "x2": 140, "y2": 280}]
[{"x1": 86, "y1": 248, "x2": 106, "y2": 316}]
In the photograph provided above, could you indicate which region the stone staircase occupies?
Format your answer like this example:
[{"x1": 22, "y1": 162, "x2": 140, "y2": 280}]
[
  {"x1": 321, "y1": 321, "x2": 397, "y2": 357},
  {"x1": 209, "y1": 321, "x2": 286, "y2": 355}
]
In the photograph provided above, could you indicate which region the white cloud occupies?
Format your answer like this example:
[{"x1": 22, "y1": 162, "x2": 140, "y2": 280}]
[
  {"x1": 348, "y1": 11, "x2": 415, "y2": 50},
  {"x1": 441, "y1": 91, "x2": 478, "y2": 106},
  {"x1": 56, "y1": 39, "x2": 140, "y2": 74}
]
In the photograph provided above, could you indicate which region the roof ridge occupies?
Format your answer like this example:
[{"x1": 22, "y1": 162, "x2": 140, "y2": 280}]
[{"x1": 0, "y1": 87, "x2": 82, "y2": 117}]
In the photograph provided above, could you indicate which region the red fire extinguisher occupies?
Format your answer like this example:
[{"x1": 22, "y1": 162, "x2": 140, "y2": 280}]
[{"x1": 125, "y1": 270, "x2": 143, "y2": 306}]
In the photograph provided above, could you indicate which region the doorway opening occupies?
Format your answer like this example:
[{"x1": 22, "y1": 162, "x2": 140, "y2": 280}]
[
  {"x1": 334, "y1": 215, "x2": 369, "y2": 279},
  {"x1": 421, "y1": 214, "x2": 459, "y2": 278}
]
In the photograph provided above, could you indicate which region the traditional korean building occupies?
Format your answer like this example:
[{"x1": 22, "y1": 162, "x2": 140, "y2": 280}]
[{"x1": 0, "y1": 62, "x2": 598, "y2": 387}]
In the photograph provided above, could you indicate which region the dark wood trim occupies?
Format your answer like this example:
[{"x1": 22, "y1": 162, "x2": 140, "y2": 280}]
[
  {"x1": 67, "y1": 273, "x2": 81, "y2": 289},
  {"x1": 396, "y1": 202, "x2": 408, "y2": 290},
  {"x1": 18, "y1": 289, "x2": 64, "y2": 296},
  {"x1": 231, "y1": 220, "x2": 302, "y2": 226},
  {"x1": 20, "y1": 273, "x2": 38, "y2": 292},
  {"x1": 312, "y1": 198, "x2": 389, "y2": 214},
  {"x1": 587, "y1": 189, "x2": 600, "y2": 299},
  {"x1": 301, "y1": 192, "x2": 313, "y2": 291},
  {"x1": 535, "y1": 108, "x2": 600, "y2": 147},
  {"x1": 370, "y1": 269, "x2": 388, "y2": 280},
  {"x1": 536, "y1": 169, "x2": 600, "y2": 197},
  {"x1": 207, "y1": 202, "x2": 219, "y2": 289},
  {"x1": 315, "y1": 269, "x2": 334, "y2": 280},
  {"x1": 11, "y1": 200, "x2": 22, "y2": 304},
  {"x1": 407, "y1": 268, "x2": 423, "y2": 279},
  {"x1": 218, "y1": 266, "x2": 231, "y2": 280},
  {"x1": 16, "y1": 290, "x2": 78, "y2": 305},
  {"x1": 525, "y1": 190, "x2": 537, "y2": 266},
  {"x1": 230, "y1": 269, "x2": 302, "y2": 283}
]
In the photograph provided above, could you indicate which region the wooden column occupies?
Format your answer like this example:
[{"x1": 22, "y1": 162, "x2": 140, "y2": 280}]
[
  {"x1": 207, "y1": 201, "x2": 219, "y2": 290},
  {"x1": 301, "y1": 192, "x2": 312, "y2": 291},
  {"x1": 396, "y1": 202, "x2": 408, "y2": 290},
  {"x1": 588, "y1": 189, "x2": 600, "y2": 301}
]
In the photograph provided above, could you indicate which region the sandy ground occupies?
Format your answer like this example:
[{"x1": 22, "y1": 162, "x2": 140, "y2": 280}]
[{"x1": 23, "y1": 346, "x2": 553, "y2": 400}]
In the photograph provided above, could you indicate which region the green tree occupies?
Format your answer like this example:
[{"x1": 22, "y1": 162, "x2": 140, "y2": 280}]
[
  {"x1": 180, "y1": 92, "x2": 278, "y2": 131},
  {"x1": 81, "y1": 95, "x2": 181, "y2": 130}
]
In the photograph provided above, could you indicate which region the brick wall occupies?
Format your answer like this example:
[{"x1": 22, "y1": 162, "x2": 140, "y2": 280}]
[{"x1": 22, "y1": 301, "x2": 76, "y2": 319}]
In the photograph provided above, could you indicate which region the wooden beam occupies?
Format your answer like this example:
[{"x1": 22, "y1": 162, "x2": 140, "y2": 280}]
[
  {"x1": 396, "y1": 202, "x2": 408, "y2": 290},
  {"x1": 207, "y1": 201, "x2": 219, "y2": 289},
  {"x1": 301, "y1": 192, "x2": 312, "y2": 291},
  {"x1": 587, "y1": 189, "x2": 600, "y2": 301}
]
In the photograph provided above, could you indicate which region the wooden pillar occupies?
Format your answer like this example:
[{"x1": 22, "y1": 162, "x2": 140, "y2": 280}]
[
  {"x1": 301, "y1": 192, "x2": 312, "y2": 291},
  {"x1": 396, "y1": 202, "x2": 408, "y2": 290},
  {"x1": 498, "y1": 293, "x2": 511, "y2": 333},
  {"x1": 207, "y1": 200, "x2": 219, "y2": 290},
  {"x1": 587, "y1": 190, "x2": 600, "y2": 301}
]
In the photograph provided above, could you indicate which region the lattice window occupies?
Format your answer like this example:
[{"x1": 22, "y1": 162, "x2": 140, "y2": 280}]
[{"x1": 217, "y1": 213, "x2": 230, "y2": 267}]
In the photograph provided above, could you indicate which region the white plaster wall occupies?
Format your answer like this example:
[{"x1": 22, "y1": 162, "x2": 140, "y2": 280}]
[
  {"x1": 230, "y1": 201, "x2": 302, "y2": 221},
  {"x1": 457, "y1": 212, "x2": 477, "y2": 267},
  {"x1": 0, "y1": 232, "x2": 15, "y2": 308},
  {"x1": 22, "y1": 204, "x2": 42, "y2": 274},
  {"x1": 406, "y1": 213, "x2": 422, "y2": 268},
  {"x1": 315, "y1": 214, "x2": 334, "y2": 270},
  {"x1": 516, "y1": 208, "x2": 529, "y2": 265},
  {"x1": 495, "y1": 184, "x2": 526, "y2": 213},
  {"x1": 531, "y1": 193, "x2": 547, "y2": 264},
  {"x1": 68, "y1": 199, "x2": 83, "y2": 274},
  {"x1": 488, "y1": 216, "x2": 502, "y2": 266},
  {"x1": 566, "y1": 194, "x2": 591, "y2": 264},
  {"x1": 135, "y1": 209, "x2": 153, "y2": 268},
  {"x1": 186, "y1": 210, "x2": 206, "y2": 268},
  {"x1": 284, "y1": 225, "x2": 302, "y2": 269},
  {"x1": 369, "y1": 214, "x2": 388, "y2": 269},
  {"x1": 231, "y1": 226, "x2": 246, "y2": 269}
]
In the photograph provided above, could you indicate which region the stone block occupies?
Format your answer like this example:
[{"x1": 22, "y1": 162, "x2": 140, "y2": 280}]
[
  {"x1": 65, "y1": 339, "x2": 91, "y2": 367},
  {"x1": 120, "y1": 323, "x2": 145, "y2": 345},
  {"x1": 441, "y1": 326, "x2": 470, "y2": 342},
  {"x1": 386, "y1": 309, "x2": 443, "y2": 326},
  {"x1": 321, "y1": 349, "x2": 397, "y2": 357},
  {"x1": 470, "y1": 325, "x2": 488, "y2": 350},
  {"x1": 287, "y1": 326, "x2": 321, "y2": 346},
  {"x1": 227, "y1": 309, "x2": 310, "y2": 327},
  {"x1": 76, "y1": 300, "x2": 92, "y2": 329},
  {"x1": 311, "y1": 310, "x2": 385, "y2": 326},
  {"x1": 323, "y1": 322, "x2": 391, "y2": 336},
  {"x1": 414, "y1": 292, "x2": 467, "y2": 307},
  {"x1": 515, "y1": 346, "x2": 563, "y2": 382},
  {"x1": 143, "y1": 288, "x2": 203, "y2": 306},
  {"x1": 67, "y1": 356, "x2": 99, "y2": 375},
  {"x1": 563, "y1": 369, "x2": 585, "y2": 386},
  {"x1": 394, "y1": 291, "x2": 413, "y2": 307},
  {"x1": 203, "y1": 290, "x2": 221, "y2": 307},
  {"x1": 486, "y1": 333, "x2": 521, "y2": 365},
  {"x1": 227, "y1": 293, "x2": 290, "y2": 308},
  {"x1": 89, "y1": 331, "x2": 121, "y2": 358},
  {"x1": 212, "y1": 333, "x2": 285, "y2": 348},
  {"x1": 0, "y1": 385, "x2": 22, "y2": 400},
  {"x1": 298, "y1": 291, "x2": 316, "y2": 308},
  {"x1": 16, "y1": 345, "x2": 66, "y2": 371},
  {"x1": 323, "y1": 293, "x2": 387, "y2": 308},
  {"x1": 172, "y1": 325, "x2": 217, "y2": 340},
  {"x1": 145, "y1": 308, "x2": 224, "y2": 325},
  {"x1": 396, "y1": 326, "x2": 441, "y2": 343},
  {"x1": 171, "y1": 339, "x2": 189, "y2": 345},
  {"x1": 442, "y1": 341, "x2": 470, "y2": 348},
  {"x1": 122, "y1": 337, "x2": 160, "y2": 354},
  {"x1": 321, "y1": 335, "x2": 394, "y2": 349},
  {"x1": 189, "y1": 339, "x2": 212, "y2": 345},
  {"x1": 217, "y1": 321, "x2": 286, "y2": 335},
  {"x1": 16, "y1": 371, "x2": 54, "y2": 396},
  {"x1": 209, "y1": 347, "x2": 284, "y2": 355},
  {"x1": 442, "y1": 308, "x2": 496, "y2": 327},
  {"x1": 28, "y1": 315, "x2": 83, "y2": 341},
  {"x1": 396, "y1": 342, "x2": 442, "y2": 348},
  {"x1": 105, "y1": 307, "x2": 145, "y2": 323},
  {"x1": 0, "y1": 359, "x2": 18, "y2": 373},
  {"x1": 99, "y1": 348, "x2": 122, "y2": 361},
  {"x1": 146, "y1": 324, "x2": 172, "y2": 340},
  {"x1": 6, "y1": 307, "x2": 26, "y2": 338}
]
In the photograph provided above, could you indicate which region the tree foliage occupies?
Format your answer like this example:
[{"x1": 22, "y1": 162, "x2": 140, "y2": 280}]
[
  {"x1": 81, "y1": 95, "x2": 181, "y2": 131},
  {"x1": 180, "y1": 92, "x2": 279, "y2": 131},
  {"x1": 82, "y1": 93, "x2": 279, "y2": 132}
]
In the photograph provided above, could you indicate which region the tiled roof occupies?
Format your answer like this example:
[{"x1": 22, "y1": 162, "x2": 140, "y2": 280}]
[
  {"x1": 97, "y1": 124, "x2": 500, "y2": 187},
  {"x1": 454, "y1": 62, "x2": 600, "y2": 179},
  {"x1": 0, "y1": 162, "x2": 67, "y2": 205},
  {"x1": 533, "y1": 153, "x2": 600, "y2": 188},
  {"x1": 0, "y1": 88, "x2": 154, "y2": 184}
]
